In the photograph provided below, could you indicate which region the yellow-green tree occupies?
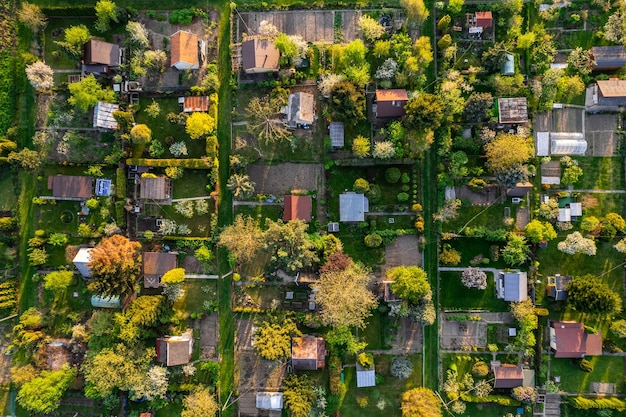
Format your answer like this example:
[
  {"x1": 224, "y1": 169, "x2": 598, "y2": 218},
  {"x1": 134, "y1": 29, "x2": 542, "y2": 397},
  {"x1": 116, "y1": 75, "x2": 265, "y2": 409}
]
[
  {"x1": 17, "y1": 366, "x2": 77, "y2": 414},
  {"x1": 161, "y1": 268, "x2": 185, "y2": 285},
  {"x1": 401, "y1": 387, "x2": 442, "y2": 417},
  {"x1": 253, "y1": 315, "x2": 301, "y2": 361},
  {"x1": 186, "y1": 112, "x2": 216, "y2": 139},
  {"x1": 181, "y1": 389, "x2": 219, "y2": 417}
]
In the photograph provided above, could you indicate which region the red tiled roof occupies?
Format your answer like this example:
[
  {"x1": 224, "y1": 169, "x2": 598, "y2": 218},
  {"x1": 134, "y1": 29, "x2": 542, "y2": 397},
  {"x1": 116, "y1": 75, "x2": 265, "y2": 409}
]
[
  {"x1": 475, "y1": 11, "x2": 492, "y2": 28},
  {"x1": 171, "y1": 31, "x2": 199, "y2": 68},
  {"x1": 183, "y1": 96, "x2": 210, "y2": 112},
  {"x1": 284, "y1": 195, "x2": 312, "y2": 222},
  {"x1": 375, "y1": 89, "x2": 408, "y2": 102}
]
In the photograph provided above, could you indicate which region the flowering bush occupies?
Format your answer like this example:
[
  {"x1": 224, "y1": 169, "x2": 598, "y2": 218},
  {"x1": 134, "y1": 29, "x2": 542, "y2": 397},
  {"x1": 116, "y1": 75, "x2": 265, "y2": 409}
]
[
  {"x1": 175, "y1": 201, "x2": 195, "y2": 218},
  {"x1": 169, "y1": 141, "x2": 188, "y2": 157},
  {"x1": 391, "y1": 356, "x2": 413, "y2": 379},
  {"x1": 557, "y1": 232, "x2": 596, "y2": 255},
  {"x1": 512, "y1": 386, "x2": 538, "y2": 403},
  {"x1": 461, "y1": 267, "x2": 487, "y2": 290}
]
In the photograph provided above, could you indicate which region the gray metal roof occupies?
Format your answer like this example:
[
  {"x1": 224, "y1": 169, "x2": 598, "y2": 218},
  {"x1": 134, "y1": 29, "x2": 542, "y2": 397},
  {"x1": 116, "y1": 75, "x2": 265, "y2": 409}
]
[
  {"x1": 339, "y1": 193, "x2": 369, "y2": 222},
  {"x1": 502, "y1": 271, "x2": 527, "y2": 302},
  {"x1": 329, "y1": 122, "x2": 344, "y2": 147}
]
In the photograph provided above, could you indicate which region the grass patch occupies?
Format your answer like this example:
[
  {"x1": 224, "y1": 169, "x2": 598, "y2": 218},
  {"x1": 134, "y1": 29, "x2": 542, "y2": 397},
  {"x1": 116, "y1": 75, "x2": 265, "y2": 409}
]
[
  {"x1": 446, "y1": 238, "x2": 507, "y2": 269},
  {"x1": 336, "y1": 353, "x2": 422, "y2": 417},
  {"x1": 233, "y1": 124, "x2": 324, "y2": 163},
  {"x1": 0, "y1": 167, "x2": 16, "y2": 211},
  {"x1": 440, "y1": 271, "x2": 509, "y2": 312},
  {"x1": 580, "y1": 193, "x2": 626, "y2": 218},
  {"x1": 443, "y1": 203, "x2": 513, "y2": 233},
  {"x1": 574, "y1": 157, "x2": 625, "y2": 190},
  {"x1": 234, "y1": 204, "x2": 282, "y2": 221},
  {"x1": 172, "y1": 170, "x2": 210, "y2": 198},
  {"x1": 173, "y1": 279, "x2": 218, "y2": 314},
  {"x1": 361, "y1": 309, "x2": 386, "y2": 350},
  {"x1": 334, "y1": 227, "x2": 385, "y2": 268},
  {"x1": 549, "y1": 356, "x2": 625, "y2": 394}
]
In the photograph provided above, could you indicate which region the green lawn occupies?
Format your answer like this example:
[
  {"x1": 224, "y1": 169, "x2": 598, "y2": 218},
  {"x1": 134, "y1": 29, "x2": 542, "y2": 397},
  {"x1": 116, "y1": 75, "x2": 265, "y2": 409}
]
[
  {"x1": 440, "y1": 271, "x2": 509, "y2": 312},
  {"x1": 171, "y1": 170, "x2": 210, "y2": 199},
  {"x1": 573, "y1": 157, "x2": 625, "y2": 190},
  {"x1": 173, "y1": 279, "x2": 217, "y2": 314},
  {"x1": 336, "y1": 354, "x2": 422, "y2": 417},
  {"x1": 0, "y1": 167, "x2": 16, "y2": 211},
  {"x1": 580, "y1": 193, "x2": 626, "y2": 218},
  {"x1": 135, "y1": 98, "x2": 207, "y2": 159},
  {"x1": 446, "y1": 238, "x2": 507, "y2": 269},
  {"x1": 549, "y1": 356, "x2": 625, "y2": 394},
  {"x1": 334, "y1": 227, "x2": 385, "y2": 268},
  {"x1": 361, "y1": 310, "x2": 388, "y2": 350},
  {"x1": 233, "y1": 124, "x2": 324, "y2": 163},
  {"x1": 443, "y1": 203, "x2": 515, "y2": 233},
  {"x1": 234, "y1": 204, "x2": 282, "y2": 222}
]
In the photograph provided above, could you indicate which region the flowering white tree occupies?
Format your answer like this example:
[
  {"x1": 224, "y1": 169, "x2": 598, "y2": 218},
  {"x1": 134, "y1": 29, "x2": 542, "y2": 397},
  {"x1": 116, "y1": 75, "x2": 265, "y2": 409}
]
[
  {"x1": 604, "y1": 11, "x2": 624, "y2": 43},
  {"x1": 614, "y1": 238, "x2": 626, "y2": 254},
  {"x1": 557, "y1": 232, "x2": 597, "y2": 256},
  {"x1": 375, "y1": 58, "x2": 398, "y2": 80},
  {"x1": 258, "y1": 20, "x2": 279, "y2": 38},
  {"x1": 25, "y1": 61, "x2": 54, "y2": 91},
  {"x1": 358, "y1": 15, "x2": 386, "y2": 41},
  {"x1": 127, "y1": 21, "x2": 150, "y2": 48},
  {"x1": 372, "y1": 141, "x2": 396, "y2": 159},
  {"x1": 318, "y1": 74, "x2": 345, "y2": 97},
  {"x1": 131, "y1": 365, "x2": 168, "y2": 401},
  {"x1": 170, "y1": 141, "x2": 188, "y2": 157},
  {"x1": 158, "y1": 219, "x2": 177, "y2": 235},
  {"x1": 461, "y1": 267, "x2": 487, "y2": 290}
]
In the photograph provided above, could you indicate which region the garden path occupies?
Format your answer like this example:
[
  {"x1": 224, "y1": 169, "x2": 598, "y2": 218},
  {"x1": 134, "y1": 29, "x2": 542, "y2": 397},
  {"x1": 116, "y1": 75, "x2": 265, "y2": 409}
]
[
  {"x1": 439, "y1": 266, "x2": 499, "y2": 276},
  {"x1": 171, "y1": 196, "x2": 215, "y2": 202}
]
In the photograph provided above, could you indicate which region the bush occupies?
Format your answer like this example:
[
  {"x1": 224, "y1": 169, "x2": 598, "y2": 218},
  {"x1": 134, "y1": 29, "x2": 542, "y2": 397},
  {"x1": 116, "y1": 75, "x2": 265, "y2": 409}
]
[
  {"x1": 385, "y1": 167, "x2": 401, "y2": 183},
  {"x1": 366, "y1": 184, "x2": 382, "y2": 204},
  {"x1": 401, "y1": 173, "x2": 410, "y2": 183},
  {"x1": 412, "y1": 203, "x2": 423, "y2": 212},
  {"x1": 85, "y1": 198, "x2": 99, "y2": 210},
  {"x1": 195, "y1": 246, "x2": 212, "y2": 263},
  {"x1": 577, "y1": 359, "x2": 593, "y2": 372},
  {"x1": 169, "y1": 8, "x2": 194, "y2": 24},
  {"x1": 126, "y1": 158, "x2": 211, "y2": 169},
  {"x1": 440, "y1": 247, "x2": 461, "y2": 266},
  {"x1": 116, "y1": 168, "x2": 126, "y2": 199},
  {"x1": 364, "y1": 233, "x2": 383, "y2": 248},
  {"x1": 397, "y1": 192, "x2": 409, "y2": 202},
  {"x1": 353, "y1": 178, "x2": 370, "y2": 193},
  {"x1": 329, "y1": 356, "x2": 346, "y2": 396},
  {"x1": 115, "y1": 201, "x2": 126, "y2": 228},
  {"x1": 0, "y1": 217, "x2": 17, "y2": 231},
  {"x1": 569, "y1": 396, "x2": 626, "y2": 411},
  {"x1": 357, "y1": 352, "x2": 374, "y2": 369},
  {"x1": 472, "y1": 361, "x2": 489, "y2": 377},
  {"x1": 391, "y1": 356, "x2": 413, "y2": 379}
]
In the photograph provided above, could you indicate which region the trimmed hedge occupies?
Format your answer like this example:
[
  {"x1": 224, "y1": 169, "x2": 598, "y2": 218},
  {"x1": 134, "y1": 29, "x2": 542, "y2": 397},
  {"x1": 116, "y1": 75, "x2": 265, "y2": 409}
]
[
  {"x1": 126, "y1": 158, "x2": 212, "y2": 169},
  {"x1": 115, "y1": 201, "x2": 126, "y2": 228},
  {"x1": 461, "y1": 393, "x2": 521, "y2": 407},
  {"x1": 116, "y1": 168, "x2": 126, "y2": 199},
  {"x1": 569, "y1": 396, "x2": 626, "y2": 411},
  {"x1": 40, "y1": 6, "x2": 95, "y2": 16}
]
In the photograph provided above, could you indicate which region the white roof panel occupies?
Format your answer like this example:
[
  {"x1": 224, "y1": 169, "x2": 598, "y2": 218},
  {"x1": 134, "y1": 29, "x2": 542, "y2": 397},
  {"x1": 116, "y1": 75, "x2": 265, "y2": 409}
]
[
  {"x1": 536, "y1": 132, "x2": 550, "y2": 156},
  {"x1": 339, "y1": 193, "x2": 368, "y2": 222},
  {"x1": 356, "y1": 369, "x2": 376, "y2": 388}
]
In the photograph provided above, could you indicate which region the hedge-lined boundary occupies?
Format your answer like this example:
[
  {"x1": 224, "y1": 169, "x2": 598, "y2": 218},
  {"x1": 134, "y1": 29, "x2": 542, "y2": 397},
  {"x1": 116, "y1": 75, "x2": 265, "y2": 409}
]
[
  {"x1": 41, "y1": 6, "x2": 95, "y2": 16},
  {"x1": 126, "y1": 158, "x2": 212, "y2": 169}
]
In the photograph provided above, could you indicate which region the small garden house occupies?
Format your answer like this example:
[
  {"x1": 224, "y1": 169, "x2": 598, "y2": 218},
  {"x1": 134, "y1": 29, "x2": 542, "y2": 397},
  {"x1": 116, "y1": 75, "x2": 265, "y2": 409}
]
[
  {"x1": 291, "y1": 335, "x2": 326, "y2": 371},
  {"x1": 241, "y1": 38, "x2": 280, "y2": 74},
  {"x1": 156, "y1": 330, "x2": 193, "y2": 366},
  {"x1": 546, "y1": 274, "x2": 573, "y2": 301},
  {"x1": 586, "y1": 79, "x2": 626, "y2": 112},
  {"x1": 83, "y1": 39, "x2": 122, "y2": 74},
  {"x1": 496, "y1": 270, "x2": 528, "y2": 302},
  {"x1": 591, "y1": 46, "x2": 626, "y2": 71},
  {"x1": 329, "y1": 122, "x2": 344, "y2": 148},
  {"x1": 283, "y1": 195, "x2": 312, "y2": 222},
  {"x1": 284, "y1": 92, "x2": 315, "y2": 128},
  {"x1": 170, "y1": 31, "x2": 200, "y2": 70},
  {"x1": 48, "y1": 175, "x2": 93, "y2": 200},
  {"x1": 93, "y1": 101, "x2": 119, "y2": 130},
  {"x1": 256, "y1": 392, "x2": 283, "y2": 411},
  {"x1": 374, "y1": 89, "x2": 408, "y2": 118},
  {"x1": 72, "y1": 247, "x2": 93, "y2": 278},
  {"x1": 549, "y1": 321, "x2": 602, "y2": 358},
  {"x1": 143, "y1": 252, "x2": 177, "y2": 288},
  {"x1": 139, "y1": 177, "x2": 172, "y2": 204},
  {"x1": 493, "y1": 364, "x2": 523, "y2": 389},
  {"x1": 339, "y1": 192, "x2": 369, "y2": 222},
  {"x1": 179, "y1": 96, "x2": 210, "y2": 112}
]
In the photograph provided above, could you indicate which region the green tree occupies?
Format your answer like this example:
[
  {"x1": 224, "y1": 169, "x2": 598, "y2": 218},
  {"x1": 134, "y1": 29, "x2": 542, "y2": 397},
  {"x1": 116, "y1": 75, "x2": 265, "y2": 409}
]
[
  {"x1": 17, "y1": 2, "x2": 47, "y2": 32},
  {"x1": 82, "y1": 344, "x2": 154, "y2": 398},
  {"x1": 485, "y1": 133, "x2": 533, "y2": 173},
  {"x1": 129, "y1": 124, "x2": 152, "y2": 145},
  {"x1": 194, "y1": 246, "x2": 212, "y2": 263},
  {"x1": 401, "y1": 387, "x2": 442, "y2": 417},
  {"x1": 186, "y1": 112, "x2": 216, "y2": 139},
  {"x1": 314, "y1": 261, "x2": 378, "y2": 328},
  {"x1": 68, "y1": 74, "x2": 115, "y2": 112},
  {"x1": 400, "y1": 0, "x2": 430, "y2": 27},
  {"x1": 524, "y1": 220, "x2": 557, "y2": 244},
  {"x1": 55, "y1": 24, "x2": 91, "y2": 57},
  {"x1": 516, "y1": 32, "x2": 536, "y2": 50},
  {"x1": 567, "y1": 47, "x2": 595, "y2": 76},
  {"x1": 567, "y1": 276, "x2": 622, "y2": 315},
  {"x1": 437, "y1": 15, "x2": 451, "y2": 32},
  {"x1": 481, "y1": 41, "x2": 512, "y2": 73},
  {"x1": 605, "y1": 213, "x2": 626, "y2": 232},
  {"x1": 358, "y1": 15, "x2": 386, "y2": 41},
  {"x1": 581, "y1": 216, "x2": 600, "y2": 233},
  {"x1": 87, "y1": 235, "x2": 142, "y2": 299},
  {"x1": 448, "y1": 0, "x2": 464, "y2": 15},
  {"x1": 561, "y1": 165, "x2": 583, "y2": 185},
  {"x1": 388, "y1": 266, "x2": 431, "y2": 304},
  {"x1": 352, "y1": 135, "x2": 370, "y2": 158},
  {"x1": 283, "y1": 374, "x2": 316, "y2": 417},
  {"x1": 253, "y1": 315, "x2": 301, "y2": 361},
  {"x1": 404, "y1": 93, "x2": 443, "y2": 132},
  {"x1": 501, "y1": 233, "x2": 529, "y2": 266},
  {"x1": 17, "y1": 366, "x2": 76, "y2": 414},
  {"x1": 7, "y1": 148, "x2": 42, "y2": 172},
  {"x1": 264, "y1": 219, "x2": 318, "y2": 274},
  {"x1": 326, "y1": 325, "x2": 367, "y2": 355},
  {"x1": 464, "y1": 93, "x2": 493, "y2": 123},
  {"x1": 43, "y1": 271, "x2": 74, "y2": 292},
  {"x1": 181, "y1": 389, "x2": 219, "y2": 417},
  {"x1": 329, "y1": 81, "x2": 366, "y2": 124},
  {"x1": 161, "y1": 268, "x2": 185, "y2": 285},
  {"x1": 218, "y1": 215, "x2": 264, "y2": 266},
  {"x1": 227, "y1": 173, "x2": 255, "y2": 200},
  {"x1": 145, "y1": 100, "x2": 161, "y2": 118},
  {"x1": 95, "y1": 0, "x2": 119, "y2": 32}
]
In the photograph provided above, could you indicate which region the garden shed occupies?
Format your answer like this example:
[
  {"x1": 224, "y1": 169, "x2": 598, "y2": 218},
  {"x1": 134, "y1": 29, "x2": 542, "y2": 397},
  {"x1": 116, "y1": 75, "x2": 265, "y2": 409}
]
[
  {"x1": 541, "y1": 160, "x2": 561, "y2": 185},
  {"x1": 496, "y1": 270, "x2": 527, "y2": 302},
  {"x1": 256, "y1": 392, "x2": 283, "y2": 411},
  {"x1": 329, "y1": 122, "x2": 344, "y2": 148},
  {"x1": 339, "y1": 192, "x2": 369, "y2": 222},
  {"x1": 83, "y1": 39, "x2": 122, "y2": 70},
  {"x1": 283, "y1": 195, "x2": 312, "y2": 222},
  {"x1": 156, "y1": 329, "x2": 193, "y2": 366},
  {"x1": 49, "y1": 175, "x2": 93, "y2": 200},
  {"x1": 241, "y1": 38, "x2": 280, "y2": 74},
  {"x1": 546, "y1": 274, "x2": 572, "y2": 301},
  {"x1": 356, "y1": 362, "x2": 376, "y2": 388},
  {"x1": 591, "y1": 46, "x2": 626, "y2": 71},
  {"x1": 139, "y1": 177, "x2": 172, "y2": 203},
  {"x1": 179, "y1": 96, "x2": 210, "y2": 112},
  {"x1": 93, "y1": 101, "x2": 119, "y2": 130},
  {"x1": 291, "y1": 335, "x2": 326, "y2": 371},
  {"x1": 374, "y1": 89, "x2": 408, "y2": 118},
  {"x1": 493, "y1": 364, "x2": 523, "y2": 389},
  {"x1": 549, "y1": 322, "x2": 602, "y2": 358},
  {"x1": 284, "y1": 92, "x2": 315, "y2": 127},
  {"x1": 73, "y1": 247, "x2": 93, "y2": 278},
  {"x1": 143, "y1": 252, "x2": 177, "y2": 288},
  {"x1": 170, "y1": 31, "x2": 199, "y2": 70}
]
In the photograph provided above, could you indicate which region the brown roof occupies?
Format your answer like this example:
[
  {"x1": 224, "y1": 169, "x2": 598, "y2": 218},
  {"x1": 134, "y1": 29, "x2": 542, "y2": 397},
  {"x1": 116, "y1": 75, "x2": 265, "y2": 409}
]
[
  {"x1": 241, "y1": 38, "x2": 280, "y2": 73},
  {"x1": 182, "y1": 96, "x2": 210, "y2": 112},
  {"x1": 284, "y1": 195, "x2": 312, "y2": 222},
  {"x1": 84, "y1": 40, "x2": 120, "y2": 66},
  {"x1": 139, "y1": 177, "x2": 171, "y2": 201},
  {"x1": 493, "y1": 365, "x2": 523, "y2": 389},
  {"x1": 292, "y1": 335, "x2": 326, "y2": 370},
  {"x1": 382, "y1": 281, "x2": 401, "y2": 302},
  {"x1": 375, "y1": 89, "x2": 409, "y2": 102},
  {"x1": 585, "y1": 332, "x2": 603, "y2": 356},
  {"x1": 552, "y1": 322, "x2": 602, "y2": 358},
  {"x1": 171, "y1": 31, "x2": 199, "y2": 68},
  {"x1": 498, "y1": 97, "x2": 528, "y2": 124},
  {"x1": 49, "y1": 175, "x2": 93, "y2": 199},
  {"x1": 156, "y1": 330, "x2": 192, "y2": 366},
  {"x1": 475, "y1": 11, "x2": 492, "y2": 28},
  {"x1": 143, "y1": 252, "x2": 177, "y2": 288},
  {"x1": 597, "y1": 79, "x2": 626, "y2": 98}
]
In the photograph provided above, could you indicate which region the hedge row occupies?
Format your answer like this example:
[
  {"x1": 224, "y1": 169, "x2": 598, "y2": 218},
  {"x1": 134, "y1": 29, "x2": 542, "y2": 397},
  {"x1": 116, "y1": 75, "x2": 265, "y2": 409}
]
[
  {"x1": 115, "y1": 201, "x2": 126, "y2": 228},
  {"x1": 116, "y1": 168, "x2": 126, "y2": 199},
  {"x1": 569, "y1": 396, "x2": 626, "y2": 411},
  {"x1": 126, "y1": 158, "x2": 212, "y2": 169},
  {"x1": 0, "y1": 52, "x2": 16, "y2": 136},
  {"x1": 40, "y1": 6, "x2": 95, "y2": 16},
  {"x1": 461, "y1": 394, "x2": 521, "y2": 407}
]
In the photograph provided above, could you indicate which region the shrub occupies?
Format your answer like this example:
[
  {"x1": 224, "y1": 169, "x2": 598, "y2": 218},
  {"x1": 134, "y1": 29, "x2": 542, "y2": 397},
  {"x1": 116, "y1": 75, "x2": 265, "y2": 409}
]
[
  {"x1": 149, "y1": 141, "x2": 165, "y2": 157},
  {"x1": 174, "y1": 201, "x2": 195, "y2": 218},
  {"x1": 0, "y1": 217, "x2": 17, "y2": 231},
  {"x1": 397, "y1": 192, "x2": 409, "y2": 202},
  {"x1": 385, "y1": 167, "x2": 401, "y2": 183},
  {"x1": 115, "y1": 201, "x2": 126, "y2": 228},
  {"x1": 356, "y1": 396, "x2": 368, "y2": 408},
  {"x1": 472, "y1": 361, "x2": 489, "y2": 378},
  {"x1": 401, "y1": 173, "x2": 410, "y2": 184},
  {"x1": 568, "y1": 396, "x2": 626, "y2": 411},
  {"x1": 577, "y1": 359, "x2": 593, "y2": 372},
  {"x1": 610, "y1": 320, "x2": 626, "y2": 338},
  {"x1": 364, "y1": 233, "x2": 383, "y2": 248},
  {"x1": 440, "y1": 247, "x2": 461, "y2": 266},
  {"x1": 116, "y1": 168, "x2": 126, "y2": 199},
  {"x1": 169, "y1": 141, "x2": 188, "y2": 157},
  {"x1": 461, "y1": 267, "x2": 487, "y2": 290},
  {"x1": 126, "y1": 158, "x2": 211, "y2": 169},
  {"x1": 195, "y1": 246, "x2": 212, "y2": 263},
  {"x1": 28, "y1": 248, "x2": 48, "y2": 266},
  {"x1": 85, "y1": 198, "x2": 99, "y2": 210},
  {"x1": 412, "y1": 203, "x2": 423, "y2": 212},
  {"x1": 353, "y1": 178, "x2": 370, "y2": 193},
  {"x1": 48, "y1": 233, "x2": 68, "y2": 247},
  {"x1": 352, "y1": 135, "x2": 371, "y2": 158},
  {"x1": 391, "y1": 356, "x2": 413, "y2": 379},
  {"x1": 357, "y1": 352, "x2": 374, "y2": 369},
  {"x1": 366, "y1": 184, "x2": 382, "y2": 204}
]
